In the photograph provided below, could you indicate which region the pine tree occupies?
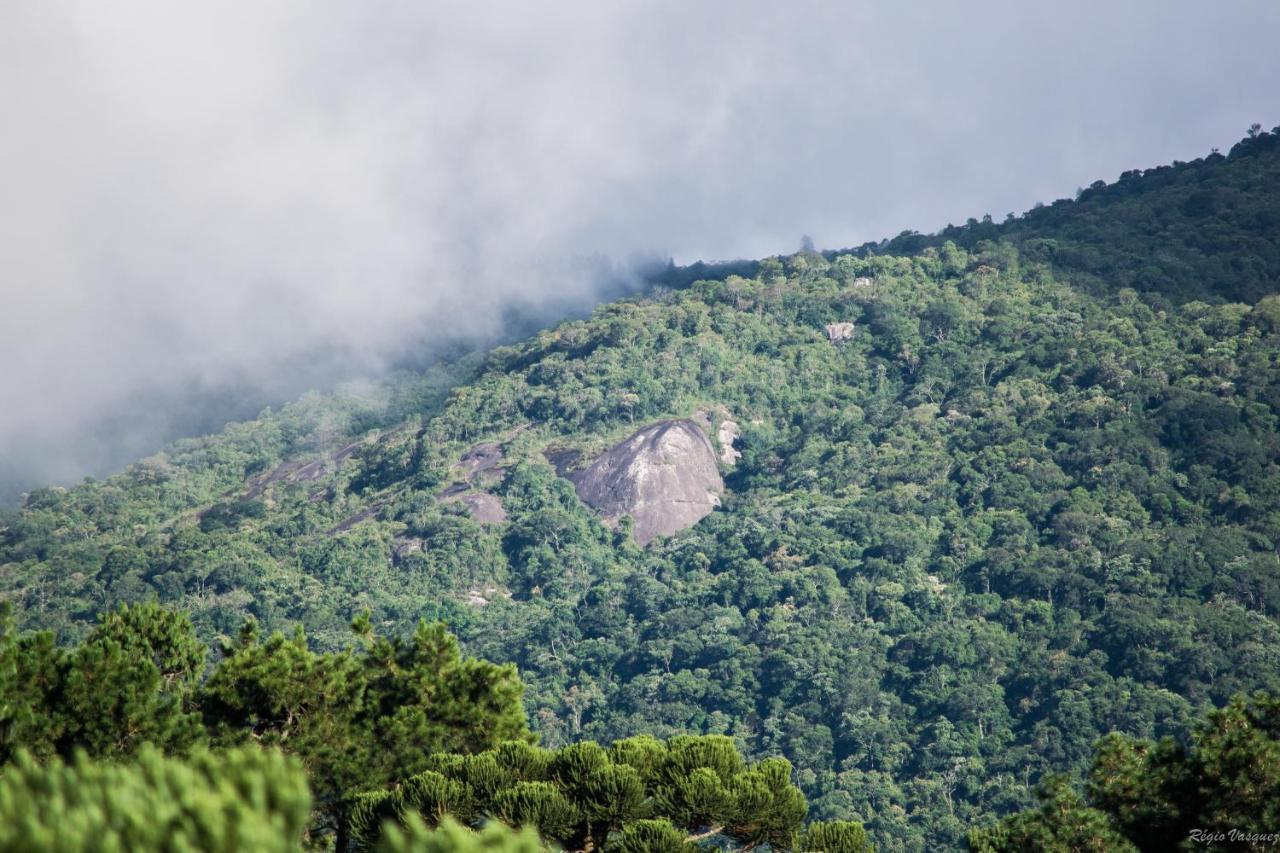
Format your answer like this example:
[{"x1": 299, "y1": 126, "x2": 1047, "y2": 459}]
[
  {"x1": 201, "y1": 613, "x2": 530, "y2": 849},
  {"x1": 0, "y1": 744, "x2": 309, "y2": 851},
  {"x1": 350, "y1": 734, "x2": 870, "y2": 852},
  {"x1": 376, "y1": 816, "x2": 544, "y2": 853},
  {"x1": 0, "y1": 602, "x2": 204, "y2": 763},
  {"x1": 969, "y1": 693, "x2": 1280, "y2": 852}
]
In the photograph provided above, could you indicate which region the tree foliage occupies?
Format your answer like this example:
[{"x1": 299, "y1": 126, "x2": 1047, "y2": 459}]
[
  {"x1": 969, "y1": 693, "x2": 1280, "y2": 852},
  {"x1": 375, "y1": 816, "x2": 545, "y2": 853},
  {"x1": 0, "y1": 744, "x2": 310, "y2": 852},
  {"x1": 351, "y1": 735, "x2": 869, "y2": 853},
  {"x1": 2, "y1": 602, "x2": 528, "y2": 848},
  {"x1": 0, "y1": 601, "x2": 204, "y2": 763},
  {"x1": 202, "y1": 615, "x2": 529, "y2": 843}
]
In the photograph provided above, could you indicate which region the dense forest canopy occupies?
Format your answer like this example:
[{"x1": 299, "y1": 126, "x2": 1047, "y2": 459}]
[
  {"x1": 852, "y1": 125, "x2": 1280, "y2": 306},
  {"x1": 2, "y1": 127, "x2": 1280, "y2": 850},
  {"x1": 0, "y1": 603, "x2": 868, "y2": 851}
]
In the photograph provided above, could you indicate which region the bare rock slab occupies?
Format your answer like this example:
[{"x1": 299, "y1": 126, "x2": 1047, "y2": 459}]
[
  {"x1": 825, "y1": 322, "x2": 856, "y2": 343},
  {"x1": 441, "y1": 491, "x2": 508, "y2": 524},
  {"x1": 717, "y1": 419, "x2": 741, "y2": 466},
  {"x1": 456, "y1": 442, "x2": 503, "y2": 477},
  {"x1": 571, "y1": 419, "x2": 723, "y2": 545}
]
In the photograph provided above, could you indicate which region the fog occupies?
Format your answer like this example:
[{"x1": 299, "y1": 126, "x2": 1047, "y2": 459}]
[{"x1": 2, "y1": 1, "x2": 1277, "y2": 502}]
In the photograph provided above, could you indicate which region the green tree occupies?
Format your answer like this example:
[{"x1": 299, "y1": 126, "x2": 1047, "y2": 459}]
[
  {"x1": 0, "y1": 602, "x2": 204, "y2": 763},
  {"x1": 351, "y1": 735, "x2": 869, "y2": 852},
  {"x1": 800, "y1": 820, "x2": 876, "y2": 853},
  {"x1": 970, "y1": 693, "x2": 1280, "y2": 852},
  {"x1": 967, "y1": 776, "x2": 1136, "y2": 853},
  {"x1": 377, "y1": 816, "x2": 544, "y2": 853},
  {"x1": 201, "y1": 614, "x2": 530, "y2": 849},
  {"x1": 0, "y1": 744, "x2": 309, "y2": 852}
]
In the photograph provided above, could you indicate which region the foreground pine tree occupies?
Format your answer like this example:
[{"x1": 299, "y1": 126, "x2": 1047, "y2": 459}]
[
  {"x1": 375, "y1": 817, "x2": 544, "y2": 853},
  {"x1": 0, "y1": 601, "x2": 205, "y2": 763},
  {"x1": 0, "y1": 745, "x2": 310, "y2": 851},
  {"x1": 2, "y1": 603, "x2": 531, "y2": 849},
  {"x1": 200, "y1": 613, "x2": 531, "y2": 849},
  {"x1": 350, "y1": 735, "x2": 872, "y2": 852}
]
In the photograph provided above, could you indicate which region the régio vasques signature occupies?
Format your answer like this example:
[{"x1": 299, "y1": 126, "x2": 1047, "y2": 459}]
[{"x1": 1189, "y1": 829, "x2": 1280, "y2": 846}]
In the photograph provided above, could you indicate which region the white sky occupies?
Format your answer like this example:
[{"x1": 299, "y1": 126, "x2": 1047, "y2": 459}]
[{"x1": 2, "y1": 1, "x2": 1278, "y2": 496}]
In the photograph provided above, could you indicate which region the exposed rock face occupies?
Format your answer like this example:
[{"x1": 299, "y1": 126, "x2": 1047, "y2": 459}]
[
  {"x1": 243, "y1": 438, "x2": 364, "y2": 500},
  {"x1": 437, "y1": 481, "x2": 507, "y2": 524},
  {"x1": 571, "y1": 419, "x2": 723, "y2": 545},
  {"x1": 717, "y1": 419, "x2": 741, "y2": 466},
  {"x1": 391, "y1": 537, "x2": 424, "y2": 560},
  {"x1": 825, "y1": 322, "x2": 856, "y2": 343},
  {"x1": 329, "y1": 505, "x2": 379, "y2": 534},
  {"x1": 456, "y1": 442, "x2": 503, "y2": 476},
  {"x1": 543, "y1": 446, "x2": 582, "y2": 477},
  {"x1": 463, "y1": 585, "x2": 512, "y2": 608},
  {"x1": 442, "y1": 491, "x2": 507, "y2": 524}
]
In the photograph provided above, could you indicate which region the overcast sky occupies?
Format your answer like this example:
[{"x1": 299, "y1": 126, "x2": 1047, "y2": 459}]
[{"x1": 2, "y1": 1, "x2": 1278, "y2": 499}]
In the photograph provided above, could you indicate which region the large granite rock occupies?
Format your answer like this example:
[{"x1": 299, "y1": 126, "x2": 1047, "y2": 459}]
[{"x1": 571, "y1": 419, "x2": 723, "y2": 545}]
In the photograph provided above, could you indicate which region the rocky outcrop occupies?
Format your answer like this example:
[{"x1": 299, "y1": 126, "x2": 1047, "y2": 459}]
[
  {"x1": 463, "y1": 585, "x2": 512, "y2": 608},
  {"x1": 455, "y1": 442, "x2": 503, "y2": 477},
  {"x1": 391, "y1": 537, "x2": 424, "y2": 560},
  {"x1": 430, "y1": 440, "x2": 510, "y2": 523},
  {"x1": 825, "y1": 322, "x2": 856, "y2": 343},
  {"x1": 570, "y1": 419, "x2": 723, "y2": 545},
  {"x1": 436, "y1": 480, "x2": 507, "y2": 524},
  {"x1": 543, "y1": 446, "x2": 582, "y2": 477},
  {"x1": 243, "y1": 438, "x2": 364, "y2": 500},
  {"x1": 717, "y1": 419, "x2": 741, "y2": 466},
  {"x1": 441, "y1": 490, "x2": 507, "y2": 524}
]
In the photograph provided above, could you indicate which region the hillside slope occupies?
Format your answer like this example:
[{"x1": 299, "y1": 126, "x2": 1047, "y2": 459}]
[
  {"x1": 4, "y1": 128, "x2": 1280, "y2": 851},
  {"x1": 859, "y1": 125, "x2": 1280, "y2": 305}
]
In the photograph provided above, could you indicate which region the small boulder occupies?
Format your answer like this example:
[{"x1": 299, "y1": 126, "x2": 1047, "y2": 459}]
[
  {"x1": 717, "y1": 419, "x2": 741, "y2": 466},
  {"x1": 440, "y1": 490, "x2": 507, "y2": 524},
  {"x1": 825, "y1": 322, "x2": 856, "y2": 343},
  {"x1": 391, "y1": 537, "x2": 424, "y2": 560}
]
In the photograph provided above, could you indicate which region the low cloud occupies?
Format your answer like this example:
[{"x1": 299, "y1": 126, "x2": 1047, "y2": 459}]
[{"x1": 1, "y1": 1, "x2": 1277, "y2": 500}]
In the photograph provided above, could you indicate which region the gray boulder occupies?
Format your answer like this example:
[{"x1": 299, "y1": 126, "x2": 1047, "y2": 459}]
[
  {"x1": 717, "y1": 419, "x2": 741, "y2": 466},
  {"x1": 571, "y1": 419, "x2": 723, "y2": 545},
  {"x1": 825, "y1": 322, "x2": 856, "y2": 343},
  {"x1": 445, "y1": 491, "x2": 508, "y2": 524}
]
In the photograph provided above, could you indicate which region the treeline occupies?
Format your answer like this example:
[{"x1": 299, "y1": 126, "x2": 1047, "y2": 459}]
[
  {"x1": 853, "y1": 124, "x2": 1280, "y2": 305},
  {"x1": 971, "y1": 693, "x2": 1280, "y2": 852},
  {"x1": 3, "y1": 600, "x2": 1278, "y2": 852},
  {"x1": 0, "y1": 602, "x2": 868, "y2": 851}
]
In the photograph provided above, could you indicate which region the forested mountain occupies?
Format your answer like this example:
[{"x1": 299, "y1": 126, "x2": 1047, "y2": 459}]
[
  {"x1": 856, "y1": 124, "x2": 1280, "y2": 305},
  {"x1": 3, "y1": 126, "x2": 1280, "y2": 851}
]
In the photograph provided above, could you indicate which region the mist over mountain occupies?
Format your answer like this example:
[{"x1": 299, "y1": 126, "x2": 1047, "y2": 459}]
[{"x1": 3, "y1": 1, "x2": 1278, "y2": 501}]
